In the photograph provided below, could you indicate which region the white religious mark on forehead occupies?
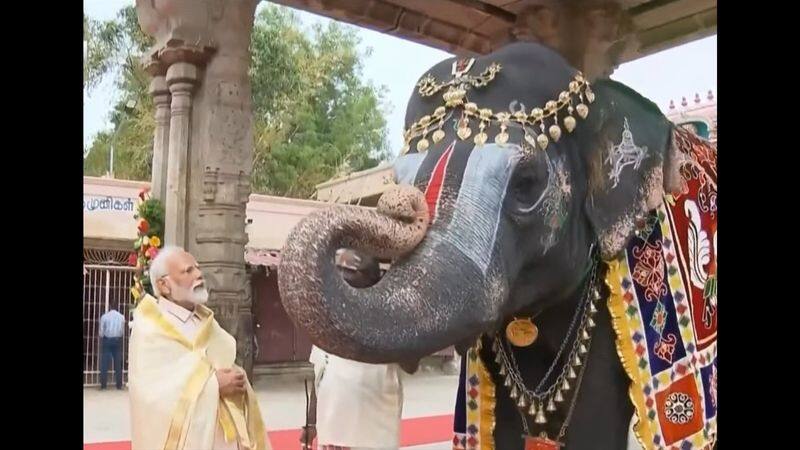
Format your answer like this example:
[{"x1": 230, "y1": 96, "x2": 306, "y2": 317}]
[
  {"x1": 606, "y1": 118, "x2": 648, "y2": 189},
  {"x1": 440, "y1": 143, "x2": 521, "y2": 274}
]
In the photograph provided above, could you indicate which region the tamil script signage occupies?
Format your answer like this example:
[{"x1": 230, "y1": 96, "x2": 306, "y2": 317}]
[{"x1": 83, "y1": 195, "x2": 135, "y2": 213}]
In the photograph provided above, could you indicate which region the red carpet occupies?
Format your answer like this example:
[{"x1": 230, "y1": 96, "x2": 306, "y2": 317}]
[{"x1": 84, "y1": 414, "x2": 454, "y2": 450}]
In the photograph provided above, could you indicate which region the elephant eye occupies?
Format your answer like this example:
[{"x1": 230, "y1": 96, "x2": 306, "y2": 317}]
[{"x1": 508, "y1": 166, "x2": 548, "y2": 215}]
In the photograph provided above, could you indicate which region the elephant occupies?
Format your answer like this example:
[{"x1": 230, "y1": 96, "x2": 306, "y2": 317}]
[{"x1": 278, "y1": 41, "x2": 715, "y2": 449}]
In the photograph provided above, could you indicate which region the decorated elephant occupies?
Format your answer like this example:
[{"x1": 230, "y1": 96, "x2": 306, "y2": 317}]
[{"x1": 279, "y1": 42, "x2": 717, "y2": 450}]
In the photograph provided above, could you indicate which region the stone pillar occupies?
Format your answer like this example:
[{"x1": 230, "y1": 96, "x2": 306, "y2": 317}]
[
  {"x1": 508, "y1": 0, "x2": 635, "y2": 80},
  {"x1": 149, "y1": 75, "x2": 171, "y2": 203},
  {"x1": 164, "y1": 62, "x2": 198, "y2": 247},
  {"x1": 136, "y1": 0, "x2": 260, "y2": 377}
]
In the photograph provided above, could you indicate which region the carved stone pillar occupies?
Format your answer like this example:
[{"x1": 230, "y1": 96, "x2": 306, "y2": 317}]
[
  {"x1": 136, "y1": 0, "x2": 260, "y2": 377},
  {"x1": 148, "y1": 74, "x2": 171, "y2": 203},
  {"x1": 164, "y1": 62, "x2": 198, "y2": 247},
  {"x1": 508, "y1": 0, "x2": 636, "y2": 80}
]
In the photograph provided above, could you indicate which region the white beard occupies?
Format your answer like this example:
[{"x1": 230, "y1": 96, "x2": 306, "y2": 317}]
[
  {"x1": 190, "y1": 286, "x2": 209, "y2": 304},
  {"x1": 169, "y1": 282, "x2": 209, "y2": 305}
]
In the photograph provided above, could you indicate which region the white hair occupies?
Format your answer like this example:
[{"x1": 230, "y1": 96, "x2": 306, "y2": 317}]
[{"x1": 149, "y1": 245, "x2": 185, "y2": 296}]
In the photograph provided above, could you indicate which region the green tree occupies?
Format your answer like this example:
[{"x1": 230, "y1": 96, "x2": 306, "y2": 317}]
[{"x1": 84, "y1": 5, "x2": 390, "y2": 198}]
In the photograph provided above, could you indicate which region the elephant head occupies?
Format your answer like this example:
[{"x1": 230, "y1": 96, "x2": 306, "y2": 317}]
[{"x1": 278, "y1": 42, "x2": 683, "y2": 364}]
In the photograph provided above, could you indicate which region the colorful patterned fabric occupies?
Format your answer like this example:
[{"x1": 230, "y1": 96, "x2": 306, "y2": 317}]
[
  {"x1": 452, "y1": 346, "x2": 495, "y2": 450},
  {"x1": 607, "y1": 127, "x2": 717, "y2": 450}
]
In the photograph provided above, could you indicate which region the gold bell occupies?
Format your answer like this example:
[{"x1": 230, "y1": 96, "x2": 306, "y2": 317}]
[
  {"x1": 432, "y1": 129, "x2": 445, "y2": 143},
  {"x1": 528, "y1": 401, "x2": 538, "y2": 417},
  {"x1": 517, "y1": 394, "x2": 528, "y2": 408},
  {"x1": 546, "y1": 399, "x2": 557, "y2": 412},
  {"x1": 568, "y1": 366, "x2": 578, "y2": 379},
  {"x1": 510, "y1": 385, "x2": 519, "y2": 399},
  {"x1": 504, "y1": 375, "x2": 512, "y2": 387},
  {"x1": 562, "y1": 379, "x2": 571, "y2": 391},
  {"x1": 554, "y1": 390, "x2": 564, "y2": 402},
  {"x1": 535, "y1": 408, "x2": 547, "y2": 424},
  {"x1": 416, "y1": 138, "x2": 430, "y2": 152}
]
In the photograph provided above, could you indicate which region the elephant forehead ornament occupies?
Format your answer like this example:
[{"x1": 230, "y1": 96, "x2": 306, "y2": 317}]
[{"x1": 402, "y1": 58, "x2": 594, "y2": 154}]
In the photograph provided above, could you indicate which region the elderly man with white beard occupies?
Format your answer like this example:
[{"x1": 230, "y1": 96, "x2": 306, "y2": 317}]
[{"x1": 128, "y1": 246, "x2": 269, "y2": 450}]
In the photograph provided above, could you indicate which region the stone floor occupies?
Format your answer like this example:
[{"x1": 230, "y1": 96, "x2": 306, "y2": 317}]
[{"x1": 84, "y1": 370, "x2": 642, "y2": 449}]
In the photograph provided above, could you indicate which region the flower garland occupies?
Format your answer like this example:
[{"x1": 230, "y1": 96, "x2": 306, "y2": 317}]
[{"x1": 129, "y1": 187, "x2": 165, "y2": 304}]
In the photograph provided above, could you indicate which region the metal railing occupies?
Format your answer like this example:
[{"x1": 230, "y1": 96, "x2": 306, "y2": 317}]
[{"x1": 83, "y1": 264, "x2": 135, "y2": 386}]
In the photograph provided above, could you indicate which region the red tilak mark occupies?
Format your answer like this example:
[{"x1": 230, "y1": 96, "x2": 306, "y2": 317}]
[{"x1": 424, "y1": 142, "x2": 455, "y2": 223}]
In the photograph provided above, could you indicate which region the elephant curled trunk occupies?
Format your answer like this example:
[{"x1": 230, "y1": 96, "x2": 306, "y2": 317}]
[{"x1": 279, "y1": 185, "x2": 501, "y2": 363}]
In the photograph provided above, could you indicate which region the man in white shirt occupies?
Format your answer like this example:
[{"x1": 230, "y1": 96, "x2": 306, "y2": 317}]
[
  {"x1": 128, "y1": 246, "x2": 268, "y2": 450},
  {"x1": 300, "y1": 250, "x2": 403, "y2": 450}
]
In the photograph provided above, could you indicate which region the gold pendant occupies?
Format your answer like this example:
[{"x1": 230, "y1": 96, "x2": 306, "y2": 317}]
[
  {"x1": 457, "y1": 124, "x2": 472, "y2": 140},
  {"x1": 495, "y1": 130, "x2": 509, "y2": 144},
  {"x1": 505, "y1": 317, "x2": 538, "y2": 347}
]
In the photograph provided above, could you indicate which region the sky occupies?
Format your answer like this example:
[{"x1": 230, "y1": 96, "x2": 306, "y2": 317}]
[{"x1": 84, "y1": 0, "x2": 717, "y2": 156}]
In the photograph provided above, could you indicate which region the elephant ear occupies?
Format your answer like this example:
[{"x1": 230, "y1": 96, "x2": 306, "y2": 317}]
[{"x1": 579, "y1": 80, "x2": 682, "y2": 259}]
